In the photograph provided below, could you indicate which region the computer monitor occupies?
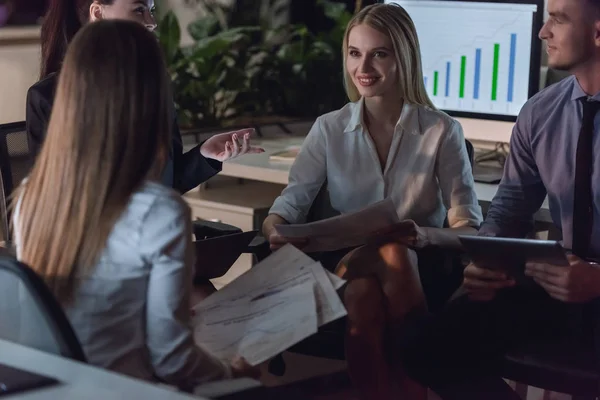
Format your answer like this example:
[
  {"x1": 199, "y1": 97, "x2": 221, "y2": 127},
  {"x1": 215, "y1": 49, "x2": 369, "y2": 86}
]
[{"x1": 380, "y1": 0, "x2": 544, "y2": 143}]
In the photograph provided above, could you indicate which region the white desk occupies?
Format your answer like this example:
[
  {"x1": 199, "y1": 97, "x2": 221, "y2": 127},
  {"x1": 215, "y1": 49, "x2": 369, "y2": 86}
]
[
  {"x1": 211, "y1": 137, "x2": 552, "y2": 224},
  {"x1": 0, "y1": 339, "x2": 202, "y2": 400}
]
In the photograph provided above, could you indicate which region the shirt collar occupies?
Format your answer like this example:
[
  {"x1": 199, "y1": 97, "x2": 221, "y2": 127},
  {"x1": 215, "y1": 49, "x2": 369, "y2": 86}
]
[
  {"x1": 570, "y1": 76, "x2": 600, "y2": 102},
  {"x1": 343, "y1": 97, "x2": 421, "y2": 135}
]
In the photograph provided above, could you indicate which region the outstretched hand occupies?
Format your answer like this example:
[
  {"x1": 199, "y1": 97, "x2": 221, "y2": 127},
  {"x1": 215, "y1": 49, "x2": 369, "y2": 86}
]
[{"x1": 200, "y1": 128, "x2": 264, "y2": 162}]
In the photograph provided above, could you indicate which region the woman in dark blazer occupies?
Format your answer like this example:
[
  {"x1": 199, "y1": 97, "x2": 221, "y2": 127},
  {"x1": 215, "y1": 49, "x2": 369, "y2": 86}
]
[{"x1": 27, "y1": 0, "x2": 263, "y2": 194}]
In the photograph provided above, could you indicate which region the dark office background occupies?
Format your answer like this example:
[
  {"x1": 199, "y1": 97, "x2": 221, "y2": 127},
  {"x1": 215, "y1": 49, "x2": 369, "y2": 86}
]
[
  {"x1": 0, "y1": 0, "x2": 47, "y2": 26},
  {"x1": 290, "y1": 0, "x2": 378, "y2": 30},
  {"x1": 0, "y1": 0, "x2": 379, "y2": 28}
]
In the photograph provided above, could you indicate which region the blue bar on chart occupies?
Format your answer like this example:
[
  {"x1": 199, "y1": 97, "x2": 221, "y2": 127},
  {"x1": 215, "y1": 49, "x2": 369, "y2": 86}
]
[
  {"x1": 507, "y1": 33, "x2": 517, "y2": 102},
  {"x1": 424, "y1": 76, "x2": 428, "y2": 88},
  {"x1": 445, "y1": 62, "x2": 451, "y2": 97},
  {"x1": 474, "y1": 48, "x2": 482, "y2": 99}
]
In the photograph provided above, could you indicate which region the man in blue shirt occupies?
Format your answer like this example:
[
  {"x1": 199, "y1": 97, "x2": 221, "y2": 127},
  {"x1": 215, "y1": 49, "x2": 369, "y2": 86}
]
[{"x1": 399, "y1": 0, "x2": 600, "y2": 398}]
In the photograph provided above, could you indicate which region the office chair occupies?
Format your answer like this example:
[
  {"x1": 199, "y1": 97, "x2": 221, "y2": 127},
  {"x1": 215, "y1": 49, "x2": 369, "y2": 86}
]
[
  {"x1": 0, "y1": 122, "x2": 31, "y2": 245},
  {"x1": 501, "y1": 340, "x2": 600, "y2": 400},
  {"x1": 0, "y1": 252, "x2": 87, "y2": 362}
]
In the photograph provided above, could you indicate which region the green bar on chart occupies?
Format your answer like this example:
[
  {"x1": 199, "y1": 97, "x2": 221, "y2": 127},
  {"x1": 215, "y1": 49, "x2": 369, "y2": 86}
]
[
  {"x1": 491, "y1": 43, "x2": 500, "y2": 101},
  {"x1": 459, "y1": 56, "x2": 466, "y2": 98},
  {"x1": 433, "y1": 71, "x2": 439, "y2": 96}
]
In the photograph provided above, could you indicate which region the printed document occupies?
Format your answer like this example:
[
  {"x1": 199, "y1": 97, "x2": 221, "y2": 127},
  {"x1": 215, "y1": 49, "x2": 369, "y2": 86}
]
[
  {"x1": 192, "y1": 245, "x2": 347, "y2": 364},
  {"x1": 274, "y1": 197, "x2": 400, "y2": 252},
  {"x1": 196, "y1": 245, "x2": 346, "y2": 327},
  {"x1": 194, "y1": 281, "x2": 318, "y2": 365}
]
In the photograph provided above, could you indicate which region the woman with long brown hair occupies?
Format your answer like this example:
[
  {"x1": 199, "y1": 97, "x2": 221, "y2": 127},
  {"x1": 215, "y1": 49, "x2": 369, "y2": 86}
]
[
  {"x1": 27, "y1": 0, "x2": 263, "y2": 193},
  {"x1": 13, "y1": 19, "x2": 258, "y2": 388}
]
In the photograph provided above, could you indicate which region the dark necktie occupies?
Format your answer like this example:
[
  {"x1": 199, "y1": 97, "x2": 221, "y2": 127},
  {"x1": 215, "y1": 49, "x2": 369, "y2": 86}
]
[{"x1": 572, "y1": 98, "x2": 600, "y2": 258}]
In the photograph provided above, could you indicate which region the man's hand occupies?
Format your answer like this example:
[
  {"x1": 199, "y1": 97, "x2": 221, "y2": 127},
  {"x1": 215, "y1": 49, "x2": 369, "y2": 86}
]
[
  {"x1": 525, "y1": 254, "x2": 600, "y2": 303},
  {"x1": 463, "y1": 263, "x2": 515, "y2": 301},
  {"x1": 200, "y1": 129, "x2": 264, "y2": 162}
]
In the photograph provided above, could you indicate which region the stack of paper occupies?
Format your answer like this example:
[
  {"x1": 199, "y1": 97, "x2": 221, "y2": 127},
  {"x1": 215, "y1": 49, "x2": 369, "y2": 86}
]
[{"x1": 192, "y1": 245, "x2": 347, "y2": 366}]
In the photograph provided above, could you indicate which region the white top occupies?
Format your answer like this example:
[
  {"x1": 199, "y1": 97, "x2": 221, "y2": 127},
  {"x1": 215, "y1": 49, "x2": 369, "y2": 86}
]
[
  {"x1": 270, "y1": 98, "x2": 484, "y2": 228},
  {"x1": 13, "y1": 181, "x2": 231, "y2": 389},
  {"x1": 0, "y1": 339, "x2": 203, "y2": 399}
]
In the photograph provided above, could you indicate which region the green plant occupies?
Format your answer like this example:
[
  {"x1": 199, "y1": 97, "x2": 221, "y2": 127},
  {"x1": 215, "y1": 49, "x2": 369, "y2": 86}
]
[
  {"x1": 260, "y1": 0, "x2": 352, "y2": 117},
  {"x1": 157, "y1": 10, "x2": 263, "y2": 128},
  {"x1": 156, "y1": 0, "x2": 352, "y2": 128}
]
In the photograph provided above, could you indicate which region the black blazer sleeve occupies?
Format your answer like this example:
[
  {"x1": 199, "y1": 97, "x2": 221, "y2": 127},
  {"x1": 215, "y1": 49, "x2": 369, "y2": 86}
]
[
  {"x1": 170, "y1": 115, "x2": 222, "y2": 194},
  {"x1": 25, "y1": 74, "x2": 57, "y2": 159},
  {"x1": 26, "y1": 73, "x2": 221, "y2": 194}
]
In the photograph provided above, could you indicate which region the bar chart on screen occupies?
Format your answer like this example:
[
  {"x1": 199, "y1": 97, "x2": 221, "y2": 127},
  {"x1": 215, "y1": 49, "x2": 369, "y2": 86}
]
[{"x1": 388, "y1": 1, "x2": 538, "y2": 117}]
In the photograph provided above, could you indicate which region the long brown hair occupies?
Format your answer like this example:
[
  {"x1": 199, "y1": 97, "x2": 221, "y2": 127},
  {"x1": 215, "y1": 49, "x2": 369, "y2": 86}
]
[
  {"x1": 14, "y1": 19, "x2": 172, "y2": 303},
  {"x1": 342, "y1": 3, "x2": 435, "y2": 108},
  {"x1": 40, "y1": 0, "x2": 114, "y2": 79}
]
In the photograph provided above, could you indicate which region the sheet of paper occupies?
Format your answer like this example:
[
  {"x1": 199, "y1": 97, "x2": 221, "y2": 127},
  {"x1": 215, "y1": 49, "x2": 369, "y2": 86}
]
[
  {"x1": 274, "y1": 197, "x2": 400, "y2": 252},
  {"x1": 193, "y1": 281, "x2": 318, "y2": 366},
  {"x1": 195, "y1": 244, "x2": 347, "y2": 327}
]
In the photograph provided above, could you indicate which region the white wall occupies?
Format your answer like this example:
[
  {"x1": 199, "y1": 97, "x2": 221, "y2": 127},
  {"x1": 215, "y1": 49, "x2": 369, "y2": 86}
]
[{"x1": 0, "y1": 27, "x2": 41, "y2": 124}]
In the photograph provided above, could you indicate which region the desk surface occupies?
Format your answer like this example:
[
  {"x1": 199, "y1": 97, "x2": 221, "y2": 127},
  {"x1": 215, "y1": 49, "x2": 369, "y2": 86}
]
[
  {"x1": 188, "y1": 137, "x2": 552, "y2": 223},
  {"x1": 0, "y1": 340, "x2": 202, "y2": 400}
]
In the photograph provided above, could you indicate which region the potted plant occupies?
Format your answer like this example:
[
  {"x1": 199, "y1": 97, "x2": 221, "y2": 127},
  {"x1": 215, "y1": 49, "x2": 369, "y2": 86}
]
[{"x1": 156, "y1": 0, "x2": 352, "y2": 131}]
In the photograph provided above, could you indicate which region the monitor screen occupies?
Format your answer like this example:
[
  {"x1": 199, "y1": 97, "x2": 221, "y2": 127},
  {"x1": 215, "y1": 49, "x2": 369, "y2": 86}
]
[{"x1": 381, "y1": 0, "x2": 544, "y2": 121}]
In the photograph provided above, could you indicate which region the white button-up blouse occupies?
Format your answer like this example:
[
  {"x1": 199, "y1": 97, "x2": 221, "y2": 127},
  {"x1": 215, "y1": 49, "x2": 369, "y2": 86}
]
[{"x1": 269, "y1": 98, "x2": 483, "y2": 229}]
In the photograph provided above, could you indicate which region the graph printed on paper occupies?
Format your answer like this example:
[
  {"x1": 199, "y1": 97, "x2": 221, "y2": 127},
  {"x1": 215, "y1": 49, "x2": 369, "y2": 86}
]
[{"x1": 194, "y1": 281, "x2": 318, "y2": 365}]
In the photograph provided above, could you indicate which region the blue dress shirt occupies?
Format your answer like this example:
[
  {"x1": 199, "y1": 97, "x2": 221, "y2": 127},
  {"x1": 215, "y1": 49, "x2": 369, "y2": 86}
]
[{"x1": 480, "y1": 75, "x2": 600, "y2": 257}]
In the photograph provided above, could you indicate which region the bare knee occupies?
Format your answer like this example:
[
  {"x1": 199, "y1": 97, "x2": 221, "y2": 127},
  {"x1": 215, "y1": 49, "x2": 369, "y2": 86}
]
[
  {"x1": 344, "y1": 277, "x2": 385, "y2": 334},
  {"x1": 377, "y1": 242, "x2": 417, "y2": 271},
  {"x1": 377, "y1": 244, "x2": 426, "y2": 318}
]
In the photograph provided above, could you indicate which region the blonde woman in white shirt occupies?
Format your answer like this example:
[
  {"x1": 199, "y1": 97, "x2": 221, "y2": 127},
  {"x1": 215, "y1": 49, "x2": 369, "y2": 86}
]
[
  {"x1": 263, "y1": 4, "x2": 483, "y2": 399},
  {"x1": 12, "y1": 20, "x2": 258, "y2": 390}
]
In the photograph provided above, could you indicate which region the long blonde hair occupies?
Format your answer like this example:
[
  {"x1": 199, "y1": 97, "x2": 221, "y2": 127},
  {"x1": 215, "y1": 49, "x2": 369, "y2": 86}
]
[
  {"x1": 342, "y1": 3, "x2": 434, "y2": 108},
  {"x1": 14, "y1": 19, "x2": 172, "y2": 303}
]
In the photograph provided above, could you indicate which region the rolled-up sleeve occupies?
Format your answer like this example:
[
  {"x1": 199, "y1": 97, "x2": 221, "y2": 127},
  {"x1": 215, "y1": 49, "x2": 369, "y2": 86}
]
[
  {"x1": 437, "y1": 120, "x2": 483, "y2": 228},
  {"x1": 140, "y1": 196, "x2": 231, "y2": 389},
  {"x1": 269, "y1": 118, "x2": 328, "y2": 224}
]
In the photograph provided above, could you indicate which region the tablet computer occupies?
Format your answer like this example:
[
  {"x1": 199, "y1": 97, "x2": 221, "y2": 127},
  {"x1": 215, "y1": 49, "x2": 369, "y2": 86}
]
[
  {"x1": 458, "y1": 236, "x2": 569, "y2": 276},
  {"x1": 0, "y1": 363, "x2": 59, "y2": 396},
  {"x1": 194, "y1": 230, "x2": 258, "y2": 280}
]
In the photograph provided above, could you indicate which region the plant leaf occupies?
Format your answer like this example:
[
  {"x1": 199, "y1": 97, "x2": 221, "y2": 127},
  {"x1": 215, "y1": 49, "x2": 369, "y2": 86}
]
[
  {"x1": 156, "y1": 11, "x2": 181, "y2": 64},
  {"x1": 318, "y1": 0, "x2": 348, "y2": 21},
  {"x1": 188, "y1": 14, "x2": 220, "y2": 40}
]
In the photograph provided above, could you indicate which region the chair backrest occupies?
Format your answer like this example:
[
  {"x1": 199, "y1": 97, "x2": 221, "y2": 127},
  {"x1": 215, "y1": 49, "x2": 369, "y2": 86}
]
[
  {"x1": 0, "y1": 122, "x2": 33, "y2": 243},
  {"x1": 0, "y1": 252, "x2": 86, "y2": 362}
]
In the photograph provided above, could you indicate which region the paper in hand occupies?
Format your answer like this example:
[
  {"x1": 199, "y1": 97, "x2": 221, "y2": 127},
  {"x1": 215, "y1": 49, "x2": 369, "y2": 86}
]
[{"x1": 274, "y1": 198, "x2": 400, "y2": 253}]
